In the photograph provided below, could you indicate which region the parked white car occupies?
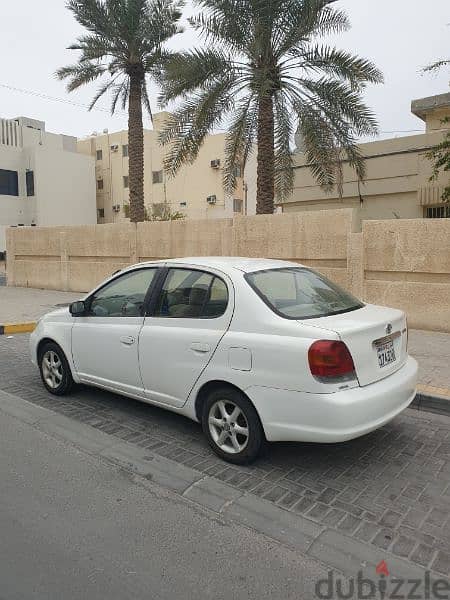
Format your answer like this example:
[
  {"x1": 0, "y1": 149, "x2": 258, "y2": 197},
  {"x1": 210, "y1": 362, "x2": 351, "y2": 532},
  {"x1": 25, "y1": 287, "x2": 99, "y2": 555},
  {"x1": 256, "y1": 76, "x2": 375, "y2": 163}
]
[{"x1": 30, "y1": 257, "x2": 418, "y2": 463}]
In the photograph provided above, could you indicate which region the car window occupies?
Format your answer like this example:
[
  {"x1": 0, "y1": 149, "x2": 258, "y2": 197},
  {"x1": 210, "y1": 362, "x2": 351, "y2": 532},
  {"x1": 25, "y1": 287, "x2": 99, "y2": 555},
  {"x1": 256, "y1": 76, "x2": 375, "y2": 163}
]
[
  {"x1": 154, "y1": 268, "x2": 228, "y2": 318},
  {"x1": 246, "y1": 268, "x2": 363, "y2": 319},
  {"x1": 88, "y1": 269, "x2": 157, "y2": 317}
]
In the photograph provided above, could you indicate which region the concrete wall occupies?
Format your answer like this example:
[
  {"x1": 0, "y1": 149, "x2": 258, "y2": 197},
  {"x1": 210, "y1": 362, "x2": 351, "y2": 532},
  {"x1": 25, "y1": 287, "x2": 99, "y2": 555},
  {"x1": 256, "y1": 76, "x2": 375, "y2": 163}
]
[
  {"x1": 5, "y1": 208, "x2": 353, "y2": 294},
  {"x1": 361, "y1": 220, "x2": 450, "y2": 332},
  {"x1": 6, "y1": 209, "x2": 450, "y2": 332}
]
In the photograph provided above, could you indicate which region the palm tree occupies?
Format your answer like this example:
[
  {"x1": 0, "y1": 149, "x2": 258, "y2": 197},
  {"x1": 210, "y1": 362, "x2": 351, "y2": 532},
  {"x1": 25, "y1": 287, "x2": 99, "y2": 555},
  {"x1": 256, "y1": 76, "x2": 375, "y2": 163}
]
[
  {"x1": 159, "y1": 0, "x2": 383, "y2": 214},
  {"x1": 57, "y1": 0, "x2": 183, "y2": 222}
]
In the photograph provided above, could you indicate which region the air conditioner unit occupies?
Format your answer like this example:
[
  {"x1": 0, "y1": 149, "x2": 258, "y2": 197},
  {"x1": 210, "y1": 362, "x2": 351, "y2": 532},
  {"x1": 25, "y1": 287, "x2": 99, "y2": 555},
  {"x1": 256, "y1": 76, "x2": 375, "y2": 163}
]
[
  {"x1": 206, "y1": 195, "x2": 217, "y2": 205},
  {"x1": 112, "y1": 204, "x2": 121, "y2": 212},
  {"x1": 110, "y1": 144, "x2": 119, "y2": 152},
  {"x1": 210, "y1": 159, "x2": 221, "y2": 169}
]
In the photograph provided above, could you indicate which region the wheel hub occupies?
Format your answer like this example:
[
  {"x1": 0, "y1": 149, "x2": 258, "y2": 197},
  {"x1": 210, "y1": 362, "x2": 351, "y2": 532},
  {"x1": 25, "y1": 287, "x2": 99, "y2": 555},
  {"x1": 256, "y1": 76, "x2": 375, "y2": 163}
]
[{"x1": 208, "y1": 399, "x2": 249, "y2": 455}]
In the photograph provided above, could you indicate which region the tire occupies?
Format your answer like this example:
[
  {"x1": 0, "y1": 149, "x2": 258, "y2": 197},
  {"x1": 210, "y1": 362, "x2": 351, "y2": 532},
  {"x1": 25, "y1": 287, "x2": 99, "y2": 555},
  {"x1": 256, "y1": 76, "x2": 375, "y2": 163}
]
[
  {"x1": 38, "y1": 341, "x2": 74, "y2": 396},
  {"x1": 201, "y1": 387, "x2": 264, "y2": 464}
]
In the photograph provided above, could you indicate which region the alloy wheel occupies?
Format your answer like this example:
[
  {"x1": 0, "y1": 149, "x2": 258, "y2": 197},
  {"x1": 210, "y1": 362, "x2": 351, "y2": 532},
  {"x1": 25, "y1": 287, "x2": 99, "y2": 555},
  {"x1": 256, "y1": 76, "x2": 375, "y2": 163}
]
[
  {"x1": 208, "y1": 399, "x2": 249, "y2": 454},
  {"x1": 42, "y1": 350, "x2": 63, "y2": 390}
]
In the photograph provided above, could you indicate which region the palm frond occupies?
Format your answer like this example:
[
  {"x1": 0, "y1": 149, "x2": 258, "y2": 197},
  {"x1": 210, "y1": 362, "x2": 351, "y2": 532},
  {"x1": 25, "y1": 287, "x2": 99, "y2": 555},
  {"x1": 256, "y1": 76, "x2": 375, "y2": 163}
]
[
  {"x1": 56, "y1": 62, "x2": 106, "y2": 91},
  {"x1": 292, "y1": 45, "x2": 384, "y2": 90},
  {"x1": 158, "y1": 49, "x2": 234, "y2": 105},
  {"x1": 222, "y1": 96, "x2": 258, "y2": 193},
  {"x1": 161, "y1": 77, "x2": 235, "y2": 175}
]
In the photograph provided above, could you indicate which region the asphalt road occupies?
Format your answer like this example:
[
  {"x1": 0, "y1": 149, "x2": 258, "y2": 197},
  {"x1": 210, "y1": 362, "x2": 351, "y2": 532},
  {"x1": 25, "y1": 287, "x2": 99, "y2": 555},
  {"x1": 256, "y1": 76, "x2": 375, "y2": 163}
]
[{"x1": 0, "y1": 409, "x2": 332, "y2": 600}]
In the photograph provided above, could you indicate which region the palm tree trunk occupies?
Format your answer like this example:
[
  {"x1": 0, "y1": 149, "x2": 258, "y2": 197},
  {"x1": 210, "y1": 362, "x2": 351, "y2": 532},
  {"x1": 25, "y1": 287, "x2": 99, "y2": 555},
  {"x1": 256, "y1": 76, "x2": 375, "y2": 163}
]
[
  {"x1": 128, "y1": 71, "x2": 145, "y2": 222},
  {"x1": 256, "y1": 95, "x2": 275, "y2": 214}
]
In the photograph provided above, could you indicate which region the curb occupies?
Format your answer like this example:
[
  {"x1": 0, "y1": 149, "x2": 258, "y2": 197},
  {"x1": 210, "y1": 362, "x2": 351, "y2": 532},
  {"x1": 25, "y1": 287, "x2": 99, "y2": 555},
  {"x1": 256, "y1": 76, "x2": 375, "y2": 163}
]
[
  {"x1": 0, "y1": 388, "x2": 448, "y2": 582},
  {"x1": 0, "y1": 322, "x2": 36, "y2": 335},
  {"x1": 414, "y1": 391, "x2": 450, "y2": 417}
]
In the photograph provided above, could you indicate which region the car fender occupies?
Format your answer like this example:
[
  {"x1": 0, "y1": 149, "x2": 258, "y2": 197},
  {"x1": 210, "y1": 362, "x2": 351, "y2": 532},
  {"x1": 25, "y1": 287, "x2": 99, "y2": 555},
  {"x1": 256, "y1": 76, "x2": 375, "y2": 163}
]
[{"x1": 31, "y1": 315, "x2": 80, "y2": 383}]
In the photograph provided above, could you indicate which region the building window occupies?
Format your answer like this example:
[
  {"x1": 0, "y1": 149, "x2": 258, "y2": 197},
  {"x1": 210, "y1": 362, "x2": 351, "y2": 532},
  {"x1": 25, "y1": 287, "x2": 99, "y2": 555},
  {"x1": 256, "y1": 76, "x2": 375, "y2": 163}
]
[
  {"x1": 152, "y1": 170, "x2": 163, "y2": 184},
  {"x1": 96, "y1": 149, "x2": 103, "y2": 161},
  {"x1": 233, "y1": 198, "x2": 243, "y2": 213},
  {"x1": 26, "y1": 170, "x2": 35, "y2": 197},
  {"x1": 233, "y1": 165, "x2": 243, "y2": 178},
  {"x1": 425, "y1": 205, "x2": 450, "y2": 218},
  {"x1": 97, "y1": 179, "x2": 104, "y2": 190},
  {"x1": 123, "y1": 175, "x2": 129, "y2": 188},
  {"x1": 0, "y1": 169, "x2": 19, "y2": 196},
  {"x1": 122, "y1": 144, "x2": 129, "y2": 157},
  {"x1": 97, "y1": 208, "x2": 105, "y2": 219}
]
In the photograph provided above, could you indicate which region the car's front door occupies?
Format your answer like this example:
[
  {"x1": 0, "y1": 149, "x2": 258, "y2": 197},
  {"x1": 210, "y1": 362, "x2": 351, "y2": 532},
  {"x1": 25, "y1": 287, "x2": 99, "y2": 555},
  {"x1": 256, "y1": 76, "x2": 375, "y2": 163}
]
[
  {"x1": 138, "y1": 267, "x2": 233, "y2": 408},
  {"x1": 71, "y1": 268, "x2": 158, "y2": 396}
]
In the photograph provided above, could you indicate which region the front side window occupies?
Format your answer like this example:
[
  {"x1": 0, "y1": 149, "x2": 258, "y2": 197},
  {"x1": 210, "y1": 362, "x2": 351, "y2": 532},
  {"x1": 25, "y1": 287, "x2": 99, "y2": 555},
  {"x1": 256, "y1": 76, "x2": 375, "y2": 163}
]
[
  {"x1": 122, "y1": 144, "x2": 129, "y2": 157},
  {"x1": 0, "y1": 169, "x2": 19, "y2": 196},
  {"x1": 96, "y1": 149, "x2": 103, "y2": 161},
  {"x1": 123, "y1": 175, "x2": 129, "y2": 188},
  {"x1": 97, "y1": 179, "x2": 104, "y2": 190},
  {"x1": 154, "y1": 268, "x2": 228, "y2": 318},
  {"x1": 246, "y1": 268, "x2": 363, "y2": 320},
  {"x1": 88, "y1": 269, "x2": 157, "y2": 317}
]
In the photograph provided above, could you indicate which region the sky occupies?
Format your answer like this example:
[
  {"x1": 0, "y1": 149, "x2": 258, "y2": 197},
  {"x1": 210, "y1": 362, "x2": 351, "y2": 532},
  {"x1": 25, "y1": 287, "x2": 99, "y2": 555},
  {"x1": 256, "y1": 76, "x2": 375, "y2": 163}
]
[{"x1": 0, "y1": 0, "x2": 448, "y2": 140}]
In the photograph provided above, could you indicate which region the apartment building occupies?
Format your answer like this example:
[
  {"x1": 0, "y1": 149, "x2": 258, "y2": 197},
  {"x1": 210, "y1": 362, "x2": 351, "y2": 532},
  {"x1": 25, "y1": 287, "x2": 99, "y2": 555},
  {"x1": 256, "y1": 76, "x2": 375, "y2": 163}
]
[
  {"x1": 279, "y1": 93, "x2": 450, "y2": 225},
  {"x1": 0, "y1": 116, "x2": 96, "y2": 251},
  {"x1": 77, "y1": 112, "x2": 255, "y2": 224}
]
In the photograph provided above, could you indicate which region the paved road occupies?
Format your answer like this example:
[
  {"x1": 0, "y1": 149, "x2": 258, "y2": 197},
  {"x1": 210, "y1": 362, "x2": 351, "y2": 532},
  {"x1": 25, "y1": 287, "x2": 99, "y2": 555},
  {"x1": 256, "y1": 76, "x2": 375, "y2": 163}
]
[
  {"x1": 0, "y1": 409, "x2": 331, "y2": 599},
  {"x1": 1, "y1": 334, "x2": 450, "y2": 577}
]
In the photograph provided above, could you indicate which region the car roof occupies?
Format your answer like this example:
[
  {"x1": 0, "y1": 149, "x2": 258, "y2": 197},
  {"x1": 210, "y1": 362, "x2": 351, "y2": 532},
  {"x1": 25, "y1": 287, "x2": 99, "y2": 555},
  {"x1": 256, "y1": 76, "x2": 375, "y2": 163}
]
[{"x1": 130, "y1": 257, "x2": 305, "y2": 274}]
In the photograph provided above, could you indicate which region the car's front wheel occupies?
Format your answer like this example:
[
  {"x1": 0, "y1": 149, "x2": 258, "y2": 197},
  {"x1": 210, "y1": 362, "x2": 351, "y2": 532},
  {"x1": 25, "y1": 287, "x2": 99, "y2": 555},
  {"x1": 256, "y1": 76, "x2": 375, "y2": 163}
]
[
  {"x1": 38, "y1": 342, "x2": 74, "y2": 396},
  {"x1": 202, "y1": 387, "x2": 264, "y2": 464}
]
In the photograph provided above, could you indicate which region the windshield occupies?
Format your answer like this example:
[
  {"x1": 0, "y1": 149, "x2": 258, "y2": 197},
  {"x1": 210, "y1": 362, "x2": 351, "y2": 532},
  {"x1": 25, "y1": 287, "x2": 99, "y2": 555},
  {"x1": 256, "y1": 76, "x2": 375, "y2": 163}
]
[{"x1": 245, "y1": 267, "x2": 364, "y2": 319}]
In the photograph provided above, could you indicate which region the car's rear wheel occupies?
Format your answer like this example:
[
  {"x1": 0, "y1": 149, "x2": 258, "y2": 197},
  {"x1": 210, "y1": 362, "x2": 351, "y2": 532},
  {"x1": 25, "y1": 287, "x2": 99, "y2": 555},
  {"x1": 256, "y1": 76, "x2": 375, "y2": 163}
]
[
  {"x1": 202, "y1": 387, "x2": 264, "y2": 464},
  {"x1": 38, "y1": 342, "x2": 74, "y2": 396}
]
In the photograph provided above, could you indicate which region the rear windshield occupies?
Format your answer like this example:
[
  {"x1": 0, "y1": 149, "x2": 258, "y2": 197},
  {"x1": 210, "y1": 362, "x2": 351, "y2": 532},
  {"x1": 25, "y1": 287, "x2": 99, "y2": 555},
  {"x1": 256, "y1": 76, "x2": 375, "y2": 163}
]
[{"x1": 245, "y1": 268, "x2": 364, "y2": 319}]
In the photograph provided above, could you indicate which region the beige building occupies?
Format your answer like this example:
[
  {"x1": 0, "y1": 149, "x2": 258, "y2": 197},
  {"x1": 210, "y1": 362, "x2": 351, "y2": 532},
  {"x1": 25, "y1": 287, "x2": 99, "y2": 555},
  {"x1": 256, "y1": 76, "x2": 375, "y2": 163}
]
[
  {"x1": 0, "y1": 116, "x2": 96, "y2": 252},
  {"x1": 78, "y1": 112, "x2": 255, "y2": 224},
  {"x1": 280, "y1": 93, "x2": 450, "y2": 225}
]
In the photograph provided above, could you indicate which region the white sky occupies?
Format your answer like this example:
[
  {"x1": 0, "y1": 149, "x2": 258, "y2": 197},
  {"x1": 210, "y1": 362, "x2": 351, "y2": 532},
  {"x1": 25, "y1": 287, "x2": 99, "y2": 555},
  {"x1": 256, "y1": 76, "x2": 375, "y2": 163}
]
[{"x1": 0, "y1": 0, "x2": 448, "y2": 139}]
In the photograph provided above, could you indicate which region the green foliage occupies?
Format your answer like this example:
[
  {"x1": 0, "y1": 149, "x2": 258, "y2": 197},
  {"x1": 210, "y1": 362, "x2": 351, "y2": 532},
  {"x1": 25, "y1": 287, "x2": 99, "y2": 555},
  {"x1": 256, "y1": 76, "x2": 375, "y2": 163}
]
[
  {"x1": 124, "y1": 202, "x2": 185, "y2": 220},
  {"x1": 426, "y1": 118, "x2": 450, "y2": 202},
  {"x1": 158, "y1": 0, "x2": 383, "y2": 205}
]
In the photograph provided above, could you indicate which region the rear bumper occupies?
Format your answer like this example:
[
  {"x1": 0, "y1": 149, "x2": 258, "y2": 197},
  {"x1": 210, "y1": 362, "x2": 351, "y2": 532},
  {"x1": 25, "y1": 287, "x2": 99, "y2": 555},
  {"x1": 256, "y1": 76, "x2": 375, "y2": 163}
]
[{"x1": 246, "y1": 356, "x2": 418, "y2": 443}]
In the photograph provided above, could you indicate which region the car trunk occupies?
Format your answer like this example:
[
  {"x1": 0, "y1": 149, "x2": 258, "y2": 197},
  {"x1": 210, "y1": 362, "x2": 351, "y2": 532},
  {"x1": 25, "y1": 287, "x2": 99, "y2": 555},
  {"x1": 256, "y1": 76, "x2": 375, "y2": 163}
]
[{"x1": 299, "y1": 304, "x2": 408, "y2": 386}]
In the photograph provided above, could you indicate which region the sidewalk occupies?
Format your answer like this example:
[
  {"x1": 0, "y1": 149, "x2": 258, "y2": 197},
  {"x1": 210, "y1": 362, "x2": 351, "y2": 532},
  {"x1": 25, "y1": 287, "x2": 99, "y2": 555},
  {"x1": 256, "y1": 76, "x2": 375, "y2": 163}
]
[
  {"x1": 0, "y1": 284, "x2": 449, "y2": 399},
  {"x1": 0, "y1": 286, "x2": 81, "y2": 323}
]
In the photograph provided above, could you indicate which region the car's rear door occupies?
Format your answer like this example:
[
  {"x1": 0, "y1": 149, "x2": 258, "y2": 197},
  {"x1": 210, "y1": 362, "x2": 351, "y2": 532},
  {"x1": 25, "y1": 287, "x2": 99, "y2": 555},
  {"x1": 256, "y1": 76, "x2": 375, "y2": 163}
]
[
  {"x1": 71, "y1": 267, "x2": 158, "y2": 396},
  {"x1": 138, "y1": 266, "x2": 234, "y2": 408}
]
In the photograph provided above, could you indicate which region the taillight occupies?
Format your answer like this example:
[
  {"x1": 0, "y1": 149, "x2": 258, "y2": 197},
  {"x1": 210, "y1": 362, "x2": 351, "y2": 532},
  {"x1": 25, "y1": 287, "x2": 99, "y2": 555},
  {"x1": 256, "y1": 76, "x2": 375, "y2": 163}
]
[{"x1": 308, "y1": 340, "x2": 355, "y2": 378}]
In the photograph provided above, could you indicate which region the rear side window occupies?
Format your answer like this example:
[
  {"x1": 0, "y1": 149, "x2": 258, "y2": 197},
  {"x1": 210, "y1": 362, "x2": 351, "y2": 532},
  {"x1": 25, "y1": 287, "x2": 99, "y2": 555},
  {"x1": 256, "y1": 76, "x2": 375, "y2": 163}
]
[
  {"x1": 245, "y1": 268, "x2": 363, "y2": 319},
  {"x1": 154, "y1": 268, "x2": 228, "y2": 318}
]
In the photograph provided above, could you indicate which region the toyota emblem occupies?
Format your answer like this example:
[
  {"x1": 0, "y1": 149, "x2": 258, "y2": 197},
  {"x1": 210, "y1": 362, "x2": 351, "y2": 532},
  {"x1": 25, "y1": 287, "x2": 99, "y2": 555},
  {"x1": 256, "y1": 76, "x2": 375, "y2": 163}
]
[{"x1": 386, "y1": 323, "x2": 393, "y2": 335}]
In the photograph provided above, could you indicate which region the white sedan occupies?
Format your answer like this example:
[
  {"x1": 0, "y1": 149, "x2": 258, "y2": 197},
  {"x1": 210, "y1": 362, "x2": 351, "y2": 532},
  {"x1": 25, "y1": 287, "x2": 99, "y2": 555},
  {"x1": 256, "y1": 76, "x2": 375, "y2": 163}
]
[{"x1": 30, "y1": 257, "x2": 418, "y2": 464}]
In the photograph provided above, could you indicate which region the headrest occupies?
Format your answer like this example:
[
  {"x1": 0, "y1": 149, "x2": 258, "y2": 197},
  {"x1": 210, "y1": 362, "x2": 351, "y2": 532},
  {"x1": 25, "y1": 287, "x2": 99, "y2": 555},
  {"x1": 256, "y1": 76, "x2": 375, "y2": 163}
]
[{"x1": 189, "y1": 285, "x2": 209, "y2": 306}]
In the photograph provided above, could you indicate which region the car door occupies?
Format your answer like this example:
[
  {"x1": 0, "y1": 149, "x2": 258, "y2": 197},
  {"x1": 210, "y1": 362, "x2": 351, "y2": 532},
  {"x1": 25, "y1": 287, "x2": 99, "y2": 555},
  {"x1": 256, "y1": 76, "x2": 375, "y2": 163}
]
[
  {"x1": 71, "y1": 267, "x2": 159, "y2": 397},
  {"x1": 138, "y1": 267, "x2": 234, "y2": 408}
]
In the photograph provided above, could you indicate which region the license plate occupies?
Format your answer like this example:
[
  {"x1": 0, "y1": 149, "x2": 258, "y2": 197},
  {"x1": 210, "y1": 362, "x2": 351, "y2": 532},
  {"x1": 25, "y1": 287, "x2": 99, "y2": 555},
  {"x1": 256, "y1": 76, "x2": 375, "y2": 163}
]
[{"x1": 376, "y1": 339, "x2": 396, "y2": 368}]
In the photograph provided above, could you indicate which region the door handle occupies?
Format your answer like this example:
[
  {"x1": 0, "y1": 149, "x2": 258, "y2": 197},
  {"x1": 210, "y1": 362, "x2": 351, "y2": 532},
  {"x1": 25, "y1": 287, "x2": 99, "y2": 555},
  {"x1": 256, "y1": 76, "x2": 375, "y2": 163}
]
[
  {"x1": 120, "y1": 335, "x2": 135, "y2": 346},
  {"x1": 190, "y1": 342, "x2": 211, "y2": 353}
]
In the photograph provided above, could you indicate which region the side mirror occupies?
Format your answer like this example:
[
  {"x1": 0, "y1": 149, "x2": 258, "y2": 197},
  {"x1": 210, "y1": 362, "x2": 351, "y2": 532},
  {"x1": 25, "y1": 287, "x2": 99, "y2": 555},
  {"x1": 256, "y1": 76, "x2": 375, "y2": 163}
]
[{"x1": 69, "y1": 300, "x2": 86, "y2": 316}]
